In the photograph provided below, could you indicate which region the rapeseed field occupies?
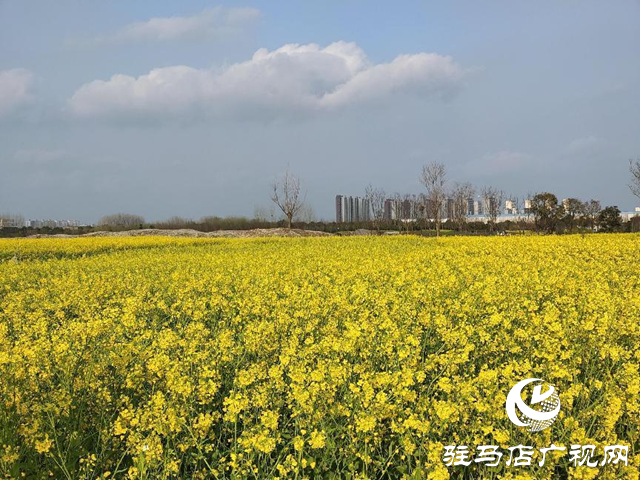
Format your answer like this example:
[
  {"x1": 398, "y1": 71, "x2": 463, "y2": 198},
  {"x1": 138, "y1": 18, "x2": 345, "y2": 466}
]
[{"x1": 0, "y1": 235, "x2": 638, "y2": 479}]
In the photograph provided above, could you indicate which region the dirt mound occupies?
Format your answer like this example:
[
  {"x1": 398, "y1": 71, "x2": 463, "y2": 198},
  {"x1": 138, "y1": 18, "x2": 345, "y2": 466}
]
[
  {"x1": 28, "y1": 228, "x2": 331, "y2": 239},
  {"x1": 206, "y1": 228, "x2": 330, "y2": 238}
]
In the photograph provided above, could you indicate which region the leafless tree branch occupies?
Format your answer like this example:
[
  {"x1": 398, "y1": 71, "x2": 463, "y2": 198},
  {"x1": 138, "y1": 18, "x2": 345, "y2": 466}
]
[
  {"x1": 271, "y1": 168, "x2": 306, "y2": 229},
  {"x1": 629, "y1": 158, "x2": 640, "y2": 200},
  {"x1": 421, "y1": 162, "x2": 447, "y2": 237}
]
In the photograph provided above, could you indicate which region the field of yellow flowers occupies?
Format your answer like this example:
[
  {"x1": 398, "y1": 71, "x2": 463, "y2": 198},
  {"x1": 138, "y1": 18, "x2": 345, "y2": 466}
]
[{"x1": 0, "y1": 235, "x2": 638, "y2": 479}]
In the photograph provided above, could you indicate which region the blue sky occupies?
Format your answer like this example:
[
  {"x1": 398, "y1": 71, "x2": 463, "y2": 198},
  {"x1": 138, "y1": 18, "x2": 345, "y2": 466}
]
[{"x1": 1, "y1": 0, "x2": 639, "y2": 222}]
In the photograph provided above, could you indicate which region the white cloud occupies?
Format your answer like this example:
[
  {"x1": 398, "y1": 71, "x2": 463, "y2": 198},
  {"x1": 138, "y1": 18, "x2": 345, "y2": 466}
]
[
  {"x1": 68, "y1": 41, "x2": 466, "y2": 121},
  {"x1": 565, "y1": 136, "x2": 606, "y2": 155},
  {"x1": 468, "y1": 150, "x2": 534, "y2": 175},
  {"x1": 13, "y1": 148, "x2": 68, "y2": 164},
  {"x1": 108, "y1": 7, "x2": 260, "y2": 43},
  {"x1": 0, "y1": 68, "x2": 34, "y2": 117}
]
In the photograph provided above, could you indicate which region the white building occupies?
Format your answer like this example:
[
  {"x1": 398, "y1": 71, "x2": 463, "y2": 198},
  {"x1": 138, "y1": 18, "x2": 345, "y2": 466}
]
[
  {"x1": 335, "y1": 195, "x2": 370, "y2": 223},
  {"x1": 621, "y1": 208, "x2": 640, "y2": 222}
]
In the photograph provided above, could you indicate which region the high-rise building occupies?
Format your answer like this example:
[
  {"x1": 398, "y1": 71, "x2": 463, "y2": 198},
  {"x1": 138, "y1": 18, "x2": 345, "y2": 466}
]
[
  {"x1": 335, "y1": 195, "x2": 343, "y2": 223},
  {"x1": 335, "y1": 195, "x2": 371, "y2": 223},
  {"x1": 400, "y1": 199, "x2": 413, "y2": 220},
  {"x1": 383, "y1": 199, "x2": 395, "y2": 220},
  {"x1": 362, "y1": 198, "x2": 371, "y2": 222},
  {"x1": 382, "y1": 197, "x2": 419, "y2": 221},
  {"x1": 467, "y1": 198, "x2": 475, "y2": 216},
  {"x1": 473, "y1": 199, "x2": 484, "y2": 215},
  {"x1": 445, "y1": 198, "x2": 455, "y2": 220}
]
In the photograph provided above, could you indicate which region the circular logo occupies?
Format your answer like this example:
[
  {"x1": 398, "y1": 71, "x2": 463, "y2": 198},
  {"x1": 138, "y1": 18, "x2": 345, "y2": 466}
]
[{"x1": 505, "y1": 378, "x2": 561, "y2": 432}]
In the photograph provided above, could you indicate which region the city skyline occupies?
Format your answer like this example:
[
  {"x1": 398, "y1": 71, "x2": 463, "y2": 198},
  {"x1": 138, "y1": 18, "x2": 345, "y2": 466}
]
[{"x1": 334, "y1": 192, "x2": 640, "y2": 224}]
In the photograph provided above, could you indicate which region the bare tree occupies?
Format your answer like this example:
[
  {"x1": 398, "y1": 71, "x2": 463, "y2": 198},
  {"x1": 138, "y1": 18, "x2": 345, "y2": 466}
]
[
  {"x1": 98, "y1": 213, "x2": 145, "y2": 228},
  {"x1": 389, "y1": 193, "x2": 413, "y2": 233},
  {"x1": 294, "y1": 204, "x2": 316, "y2": 223},
  {"x1": 253, "y1": 205, "x2": 276, "y2": 222},
  {"x1": 365, "y1": 184, "x2": 386, "y2": 230},
  {"x1": 420, "y1": 162, "x2": 447, "y2": 237},
  {"x1": 416, "y1": 193, "x2": 429, "y2": 227},
  {"x1": 392, "y1": 193, "x2": 401, "y2": 220},
  {"x1": 630, "y1": 158, "x2": 640, "y2": 200},
  {"x1": 451, "y1": 182, "x2": 475, "y2": 231},
  {"x1": 481, "y1": 186, "x2": 505, "y2": 232},
  {"x1": 271, "y1": 168, "x2": 306, "y2": 229}
]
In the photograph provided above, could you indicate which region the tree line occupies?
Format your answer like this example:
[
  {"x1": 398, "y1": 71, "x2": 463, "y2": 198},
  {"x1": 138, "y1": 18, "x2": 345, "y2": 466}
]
[
  {"x1": 361, "y1": 158, "x2": 640, "y2": 236},
  {"x1": 2, "y1": 159, "x2": 639, "y2": 236}
]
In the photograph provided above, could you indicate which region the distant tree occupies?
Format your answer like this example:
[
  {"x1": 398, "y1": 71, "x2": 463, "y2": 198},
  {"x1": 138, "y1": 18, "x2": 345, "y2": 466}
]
[
  {"x1": 530, "y1": 193, "x2": 562, "y2": 233},
  {"x1": 416, "y1": 193, "x2": 429, "y2": 226},
  {"x1": 420, "y1": 162, "x2": 447, "y2": 237},
  {"x1": 158, "y1": 216, "x2": 193, "y2": 229},
  {"x1": 294, "y1": 204, "x2": 316, "y2": 223},
  {"x1": 199, "y1": 216, "x2": 252, "y2": 231},
  {"x1": 364, "y1": 184, "x2": 386, "y2": 230},
  {"x1": 401, "y1": 193, "x2": 411, "y2": 222},
  {"x1": 562, "y1": 198, "x2": 584, "y2": 232},
  {"x1": 451, "y1": 182, "x2": 475, "y2": 231},
  {"x1": 629, "y1": 158, "x2": 640, "y2": 200},
  {"x1": 388, "y1": 193, "x2": 414, "y2": 232},
  {"x1": 582, "y1": 199, "x2": 601, "y2": 231},
  {"x1": 98, "y1": 213, "x2": 145, "y2": 228},
  {"x1": 253, "y1": 205, "x2": 276, "y2": 222},
  {"x1": 597, "y1": 206, "x2": 622, "y2": 232},
  {"x1": 271, "y1": 168, "x2": 306, "y2": 229},
  {"x1": 481, "y1": 186, "x2": 505, "y2": 232}
]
